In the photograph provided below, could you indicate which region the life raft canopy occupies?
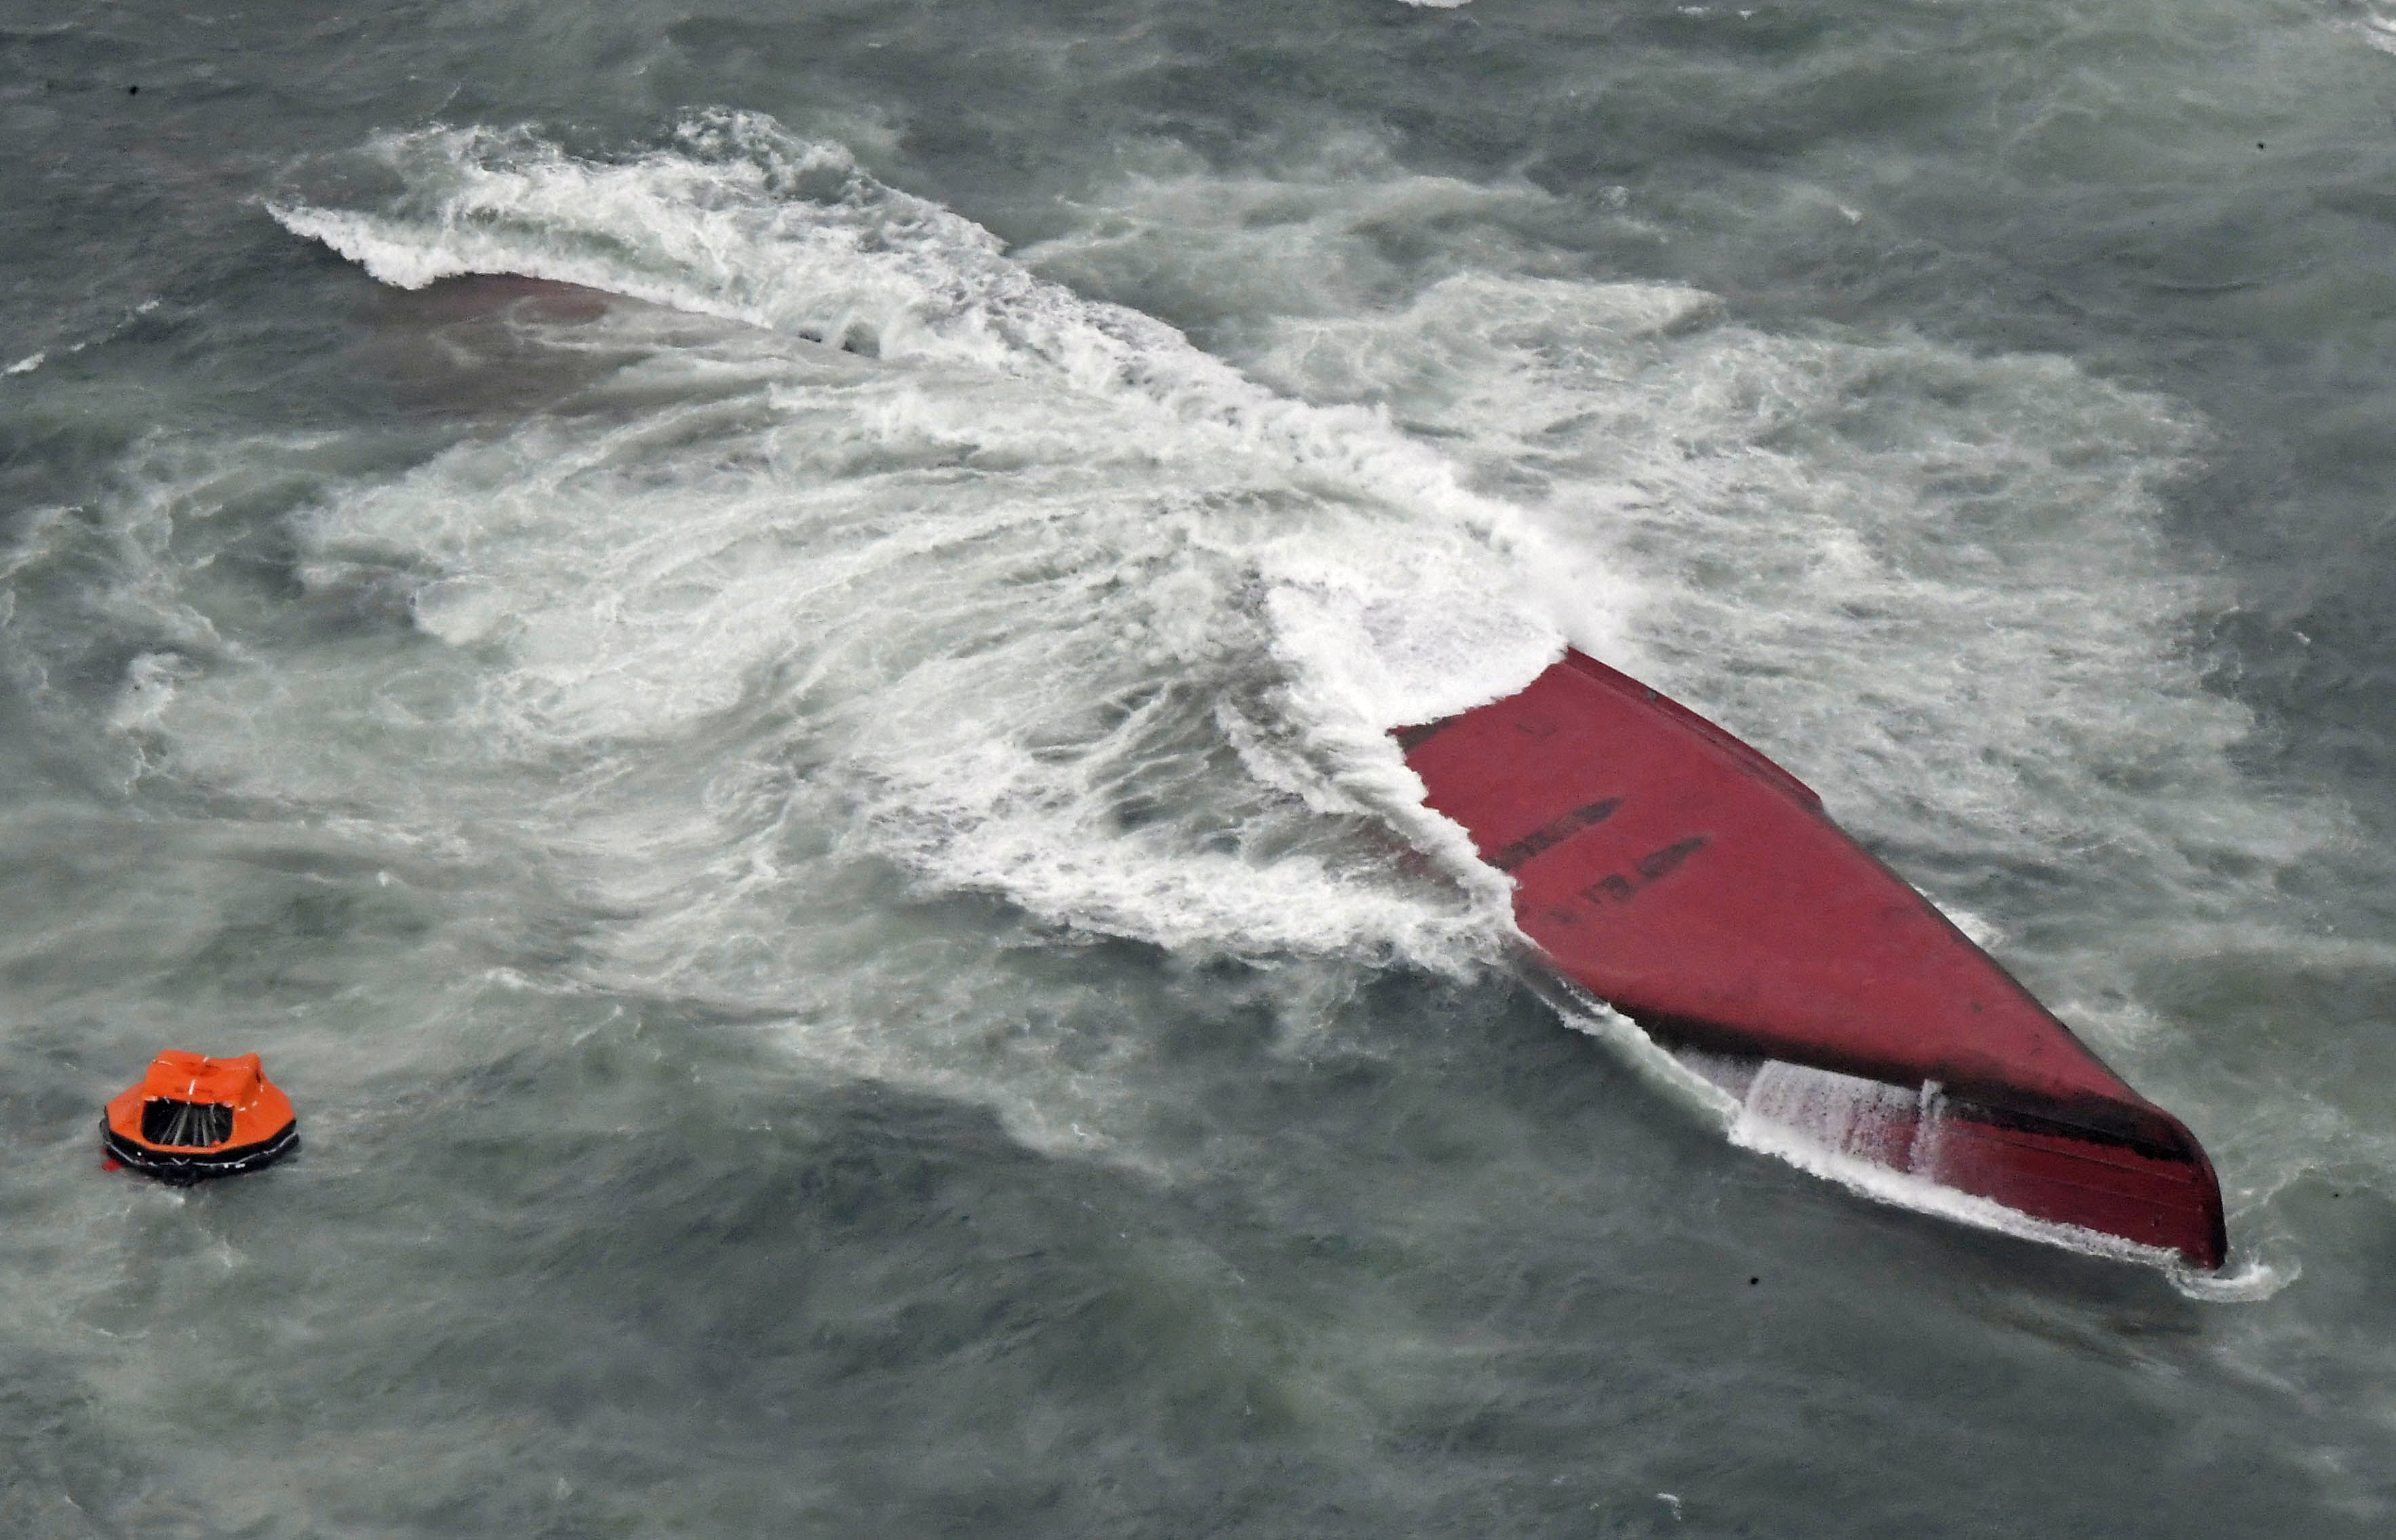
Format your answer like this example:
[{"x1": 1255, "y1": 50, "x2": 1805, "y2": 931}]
[{"x1": 101, "y1": 1050, "x2": 299, "y2": 1185}]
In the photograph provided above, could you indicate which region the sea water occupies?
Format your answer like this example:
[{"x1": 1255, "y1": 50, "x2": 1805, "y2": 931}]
[{"x1": 3, "y1": 2, "x2": 2394, "y2": 1534}]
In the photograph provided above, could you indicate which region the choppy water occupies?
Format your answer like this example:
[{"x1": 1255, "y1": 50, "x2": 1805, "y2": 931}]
[{"x1": 5, "y1": 1, "x2": 2395, "y2": 1533}]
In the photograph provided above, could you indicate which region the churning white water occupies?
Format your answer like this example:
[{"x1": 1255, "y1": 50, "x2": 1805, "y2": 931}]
[
  {"x1": 236, "y1": 116, "x2": 2340, "y2": 1196},
  {"x1": 7, "y1": 9, "x2": 2396, "y2": 1522}
]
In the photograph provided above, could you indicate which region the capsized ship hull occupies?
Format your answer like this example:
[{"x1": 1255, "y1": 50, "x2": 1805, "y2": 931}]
[{"x1": 1398, "y1": 650, "x2": 2226, "y2": 1269}]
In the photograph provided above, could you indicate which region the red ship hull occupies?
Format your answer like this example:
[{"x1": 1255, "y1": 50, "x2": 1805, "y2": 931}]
[{"x1": 1398, "y1": 651, "x2": 2226, "y2": 1268}]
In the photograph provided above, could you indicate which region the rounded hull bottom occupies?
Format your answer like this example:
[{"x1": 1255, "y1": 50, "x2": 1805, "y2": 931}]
[{"x1": 1400, "y1": 652, "x2": 2226, "y2": 1269}]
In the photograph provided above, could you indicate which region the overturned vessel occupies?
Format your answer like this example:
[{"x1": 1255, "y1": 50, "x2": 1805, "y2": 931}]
[
  {"x1": 1398, "y1": 650, "x2": 2226, "y2": 1268},
  {"x1": 102, "y1": 1050, "x2": 300, "y2": 1185}
]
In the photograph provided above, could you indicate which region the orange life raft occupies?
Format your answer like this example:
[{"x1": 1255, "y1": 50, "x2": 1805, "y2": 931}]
[{"x1": 101, "y1": 1050, "x2": 299, "y2": 1184}]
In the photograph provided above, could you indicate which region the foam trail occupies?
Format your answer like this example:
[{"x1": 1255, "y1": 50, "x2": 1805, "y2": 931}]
[
  {"x1": 218, "y1": 119, "x2": 1655, "y2": 1152},
  {"x1": 264, "y1": 116, "x2": 1624, "y2": 907},
  {"x1": 268, "y1": 114, "x2": 1628, "y2": 669},
  {"x1": 217, "y1": 116, "x2": 2355, "y2": 1250}
]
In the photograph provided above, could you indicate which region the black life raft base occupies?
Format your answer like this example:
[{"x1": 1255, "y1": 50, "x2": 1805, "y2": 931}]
[{"x1": 100, "y1": 1117, "x2": 300, "y2": 1186}]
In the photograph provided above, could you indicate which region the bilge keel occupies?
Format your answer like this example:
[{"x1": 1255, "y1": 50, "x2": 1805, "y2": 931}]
[{"x1": 1399, "y1": 652, "x2": 2226, "y2": 1269}]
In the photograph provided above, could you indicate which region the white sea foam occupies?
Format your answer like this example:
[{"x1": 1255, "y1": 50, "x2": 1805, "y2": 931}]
[
  {"x1": 258, "y1": 118, "x2": 1571, "y2": 951},
  {"x1": 140, "y1": 113, "x2": 2336, "y2": 1212},
  {"x1": 227, "y1": 118, "x2": 1609, "y2": 1149}
]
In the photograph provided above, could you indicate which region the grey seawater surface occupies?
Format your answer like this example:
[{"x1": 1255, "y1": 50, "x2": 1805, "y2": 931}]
[{"x1": 3, "y1": 1, "x2": 2395, "y2": 1535}]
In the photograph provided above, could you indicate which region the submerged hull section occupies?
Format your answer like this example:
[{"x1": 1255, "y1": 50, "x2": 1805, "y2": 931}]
[{"x1": 1399, "y1": 651, "x2": 2226, "y2": 1268}]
